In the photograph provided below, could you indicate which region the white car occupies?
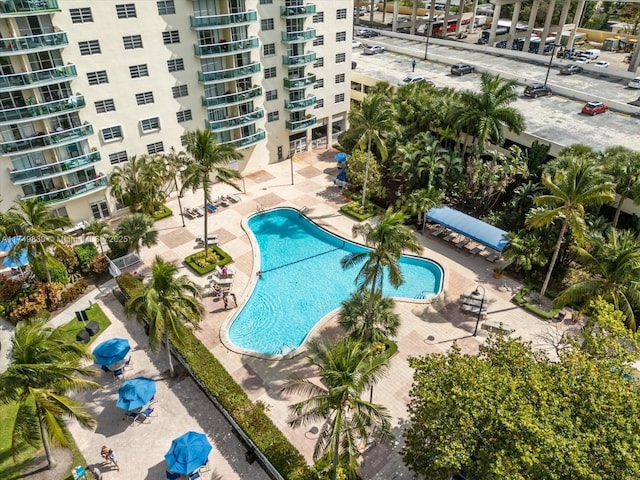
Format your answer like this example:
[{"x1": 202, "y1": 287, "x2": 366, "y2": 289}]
[
  {"x1": 363, "y1": 45, "x2": 385, "y2": 55},
  {"x1": 574, "y1": 57, "x2": 590, "y2": 64},
  {"x1": 628, "y1": 77, "x2": 640, "y2": 89},
  {"x1": 352, "y1": 39, "x2": 362, "y2": 48},
  {"x1": 399, "y1": 75, "x2": 427, "y2": 85},
  {"x1": 594, "y1": 61, "x2": 609, "y2": 68}
]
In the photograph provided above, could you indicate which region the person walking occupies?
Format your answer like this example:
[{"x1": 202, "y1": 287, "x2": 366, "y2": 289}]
[
  {"x1": 412, "y1": 59, "x2": 416, "y2": 72},
  {"x1": 230, "y1": 292, "x2": 237, "y2": 307},
  {"x1": 101, "y1": 446, "x2": 120, "y2": 471}
]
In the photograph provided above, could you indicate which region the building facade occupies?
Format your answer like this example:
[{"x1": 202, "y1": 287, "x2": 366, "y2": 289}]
[{"x1": 0, "y1": 0, "x2": 352, "y2": 223}]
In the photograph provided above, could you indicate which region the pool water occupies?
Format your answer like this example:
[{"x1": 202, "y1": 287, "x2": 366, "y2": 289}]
[{"x1": 227, "y1": 208, "x2": 443, "y2": 356}]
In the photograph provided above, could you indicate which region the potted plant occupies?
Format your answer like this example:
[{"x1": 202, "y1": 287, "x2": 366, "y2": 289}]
[{"x1": 492, "y1": 266, "x2": 504, "y2": 279}]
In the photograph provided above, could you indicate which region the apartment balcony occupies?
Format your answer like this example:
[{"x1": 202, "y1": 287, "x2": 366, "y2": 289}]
[
  {"x1": 0, "y1": 32, "x2": 68, "y2": 56},
  {"x1": 281, "y1": 29, "x2": 316, "y2": 43},
  {"x1": 198, "y1": 63, "x2": 260, "y2": 84},
  {"x1": 282, "y1": 52, "x2": 316, "y2": 66},
  {"x1": 190, "y1": 10, "x2": 257, "y2": 29},
  {"x1": 220, "y1": 129, "x2": 266, "y2": 149},
  {"x1": 202, "y1": 86, "x2": 262, "y2": 108},
  {"x1": 284, "y1": 74, "x2": 316, "y2": 90},
  {"x1": 285, "y1": 95, "x2": 317, "y2": 111},
  {"x1": 286, "y1": 116, "x2": 317, "y2": 131},
  {"x1": 207, "y1": 108, "x2": 264, "y2": 132},
  {"x1": 24, "y1": 174, "x2": 108, "y2": 205},
  {"x1": 9, "y1": 151, "x2": 101, "y2": 184},
  {"x1": 0, "y1": 124, "x2": 93, "y2": 155},
  {"x1": 280, "y1": 4, "x2": 316, "y2": 17},
  {"x1": 0, "y1": 0, "x2": 60, "y2": 17},
  {"x1": 0, "y1": 95, "x2": 85, "y2": 124},
  {"x1": 194, "y1": 37, "x2": 258, "y2": 57},
  {"x1": 0, "y1": 64, "x2": 77, "y2": 93}
]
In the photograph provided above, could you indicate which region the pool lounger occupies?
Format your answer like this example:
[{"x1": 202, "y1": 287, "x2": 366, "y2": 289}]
[
  {"x1": 228, "y1": 194, "x2": 241, "y2": 203},
  {"x1": 193, "y1": 207, "x2": 205, "y2": 217},
  {"x1": 210, "y1": 275, "x2": 233, "y2": 287},
  {"x1": 196, "y1": 234, "x2": 218, "y2": 245},
  {"x1": 456, "y1": 238, "x2": 471, "y2": 249},
  {"x1": 205, "y1": 201, "x2": 218, "y2": 213},
  {"x1": 443, "y1": 232, "x2": 457, "y2": 242},
  {"x1": 431, "y1": 226, "x2": 446, "y2": 237},
  {"x1": 485, "y1": 251, "x2": 501, "y2": 262},
  {"x1": 469, "y1": 246, "x2": 484, "y2": 255}
]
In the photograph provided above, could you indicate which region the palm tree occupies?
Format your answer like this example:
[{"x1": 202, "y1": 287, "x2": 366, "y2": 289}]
[
  {"x1": 0, "y1": 319, "x2": 99, "y2": 469},
  {"x1": 180, "y1": 129, "x2": 242, "y2": 254},
  {"x1": 602, "y1": 146, "x2": 640, "y2": 228},
  {"x1": 160, "y1": 147, "x2": 188, "y2": 227},
  {"x1": 125, "y1": 256, "x2": 203, "y2": 376},
  {"x1": 501, "y1": 231, "x2": 547, "y2": 279},
  {"x1": 115, "y1": 213, "x2": 158, "y2": 255},
  {"x1": 282, "y1": 338, "x2": 392, "y2": 480},
  {"x1": 404, "y1": 187, "x2": 442, "y2": 230},
  {"x1": 348, "y1": 93, "x2": 396, "y2": 207},
  {"x1": 526, "y1": 158, "x2": 615, "y2": 297},
  {"x1": 85, "y1": 220, "x2": 112, "y2": 254},
  {"x1": 108, "y1": 154, "x2": 165, "y2": 214},
  {"x1": 340, "y1": 289, "x2": 400, "y2": 345}
]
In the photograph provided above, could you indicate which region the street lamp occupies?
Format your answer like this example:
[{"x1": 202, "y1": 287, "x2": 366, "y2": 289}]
[
  {"x1": 472, "y1": 285, "x2": 486, "y2": 336},
  {"x1": 423, "y1": 20, "x2": 434, "y2": 60},
  {"x1": 289, "y1": 152, "x2": 294, "y2": 185},
  {"x1": 544, "y1": 44, "x2": 561, "y2": 88}
]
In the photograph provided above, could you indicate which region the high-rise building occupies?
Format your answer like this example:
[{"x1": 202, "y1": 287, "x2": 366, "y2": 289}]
[{"x1": 0, "y1": 0, "x2": 352, "y2": 222}]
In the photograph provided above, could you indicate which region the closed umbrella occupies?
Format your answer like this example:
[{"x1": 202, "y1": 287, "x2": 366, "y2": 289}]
[
  {"x1": 93, "y1": 338, "x2": 131, "y2": 367},
  {"x1": 165, "y1": 431, "x2": 212, "y2": 475},
  {"x1": 116, "y1": 377, "x2": 156, "y2": 412}
]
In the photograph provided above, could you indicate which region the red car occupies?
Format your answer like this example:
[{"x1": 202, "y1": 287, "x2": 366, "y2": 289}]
[{"x1": 582, "y1": 101, "x2": 608, "y2": 115}]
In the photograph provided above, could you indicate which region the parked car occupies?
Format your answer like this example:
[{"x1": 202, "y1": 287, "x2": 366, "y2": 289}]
[
  {"x1": 574, "y1": 57, "x2": 590, "y2": 64},
  {"x1": 357, "y1": 29, "x2": 379, "y2": 38},
  {"x1": 352, "y1": 39, "x2": 363, "y2": 48},
  {"x1": 560, "y1": 64, "x2": 583, "y2": 75},
  {"x1": 581, "y1": 101, "x2": 608, "y2": 115},
  {"x1": 523, "y1": 83, "x2": 552, "y2": 98},
  {"x1": 593, "y1": 61, "x2": 609, "y2": 68},
  {"x1": 399, "y1": 75, "x2": 435, "y2": 87},
  {"x1": 450, "y1": 63, "x2": 475, "y2": 76},
  {"x1": 628, "y1": 77, "x2": 640, "y2": 89},
  {"x1": 581, "y1": 49, "x2": 601, "y2": 59},
  {"x1": 363, "y1": 45, "x2": 385, "y2": 55}
]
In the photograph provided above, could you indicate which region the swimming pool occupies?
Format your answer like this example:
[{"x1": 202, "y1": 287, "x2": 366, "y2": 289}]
[{"x1": 226, "y1": 208, "x2": 444, "y2": 356}]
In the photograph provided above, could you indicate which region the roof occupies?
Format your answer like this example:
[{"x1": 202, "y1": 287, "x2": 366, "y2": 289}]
[{"x1": 425, "y1": 206, "x2": 509, "y2": 252}]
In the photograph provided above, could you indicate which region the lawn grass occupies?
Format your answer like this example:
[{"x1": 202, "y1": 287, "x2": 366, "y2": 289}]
[{"x1": 55, "y1": 303, "x2": 112, "y2": 342}]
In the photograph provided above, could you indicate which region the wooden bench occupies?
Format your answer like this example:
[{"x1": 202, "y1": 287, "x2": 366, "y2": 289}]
[{"x1": 482, "y1": 320, "x2": 513, "y2": 334}]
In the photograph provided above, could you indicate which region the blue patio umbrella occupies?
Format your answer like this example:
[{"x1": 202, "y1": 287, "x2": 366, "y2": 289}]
[
  {"x1": 92, "y1": 338, "x2": 131, "y2": 367},
  {"x1": 0, "y1": 235, "x2": 21, "y2": 252},
  {"x1": 165, "y1": 431, "x2": 212, "y2": 475},
  {"x1": 3, "y1": 249, "x2": 29, "y2": 268},
  {"x1": 116, "y1": 377, "x2": 156, "y2": 412},
  {"x1": 335, "y1": 152, "x2": 347, "y2": 162}
]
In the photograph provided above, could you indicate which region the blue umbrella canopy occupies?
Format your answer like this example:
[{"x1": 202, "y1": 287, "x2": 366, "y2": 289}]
[
  {"x1": 335, "y1": 152, "x2": 347, "y2": 162},
  {"x1": 3, "y1": 249, "x2": 29, "y2": 268},
  {"x1": 0, "y1": 235, "x2": 21, "y2": 252},
  {"x1": 93, "y1": 338, "x2": 131, "y2": 367},
  {"x1": 116, "y1": 377, "x2": 156, "y2": 412},
  {"x1": 165, "y1": 431, "x2": 212, "y2": 475}
]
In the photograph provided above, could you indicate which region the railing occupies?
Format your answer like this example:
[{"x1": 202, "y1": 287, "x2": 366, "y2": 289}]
[
  {"x1": 9, "y1": 151, "x2": 101, "y2": 183},
  {"x1": 0, "y1": 0, "x2": 60, "y2": 15},
  {"x1": 0, "y1": 95, "x2": 84, "y2": 123},
  {"x1": 0, "y1": 32, "x2": 68, "y2": 55},
  {"x1": 25, "y1": 174, "x2": 108, "y2": 204},
  {"x1": 281, "y1": 29, "x2": 316, "y2": 43},
  {"x1": 0, "y1": 124, "x2": 93, "y2": 154},
  {"x1": 190, "y1": 10, "x2": 257, "y2": 28},
  {"x1": 202, "y1": 86, "x2": 262, "y2": 108},
  {"x1": 233, "y1": 130, "x2": 266, "y2": 148},
  {"x1": 284, "y1": 74, "x2": 316, "y2": 89},
  {"x1": 285, "y1": 95, "x2": 317, "y2": 110},
  {"x1": 280, "y1": 4, "x2": 316, "y2": 17},
  {"x1": 198, "y1": 63, "x2": 260, "y2": 83},
  {"x1": 0, "y1": 64, "x2": 77, "y2": 90},
  {"x1": 207, "y1": 108, "x2": 264, "y2": 131},
  {"x1": 194, "y1": 37, "x2": 259, "y2": 56},
  {"x1": 282, "y1": 52, "x2": 316, "y2": 66},
  {"x1": 286, "y1": 116, "x2": 317, "y2": 131}
]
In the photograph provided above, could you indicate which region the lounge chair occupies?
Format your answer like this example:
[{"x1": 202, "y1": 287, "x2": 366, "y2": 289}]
[
  {"x1": 205, "y1": 201, "x2": 217, "y2": 213},
  {"x1": 196, "y1": 234, "x2": 218, "y2": 245},
  {"x1": 443, "y1": 232, "x2": 457, "y2": 242},
  {"x1": 485, "y1": 252, "x2": 501, "y2": 262},
  {"x1": 216, "y1": 195, "x2": 230, "y2": 207},
  {"x1": 210, "y1": 275, "x2": 234, "y2": 287},
  {"x1": 193, "y1": 207, "x2": 204, "y2": 217},
  {"x1": 228, "y1": 194, "x2": 241, "y2": 203},
  {"x1": 431, "y1": 226, "x2": 446, "y2": 237},
  {"x1": 212, "y1": 265, "x2": 235, "y2": 278},
  {"x1": 183, "y1": 208, "x2": 197, "y2": 219},
  {"x1": 456, "y1": 238, "x2": 471, "y2": 249},
  {"x1": 469, "y1": 245, "x2": 484, "y2": 255}
]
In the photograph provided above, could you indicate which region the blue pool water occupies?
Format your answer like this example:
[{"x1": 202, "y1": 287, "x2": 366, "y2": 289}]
[{"x1": 227, "y1": 208, "x2": 443, "y2": 356}]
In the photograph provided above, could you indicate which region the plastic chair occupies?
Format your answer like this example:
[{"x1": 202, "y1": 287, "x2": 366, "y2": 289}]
[
  {"x1": 124, "y1": 411, "x2": 139, "y2": 426},
  {"x1": 113, "y1": 368, "x2": 124, "y2": 380},
  {"x1": 137, "y1": 407, "x2": 157, "y2": 424},
  {"x1": 199, "y1": 459, "x2": 210, "y2": 472},
  {"x1": 165, "y1": 471, "x2": 180, "y2": 480},
  {"x1": 123, "y1": 356, "x2": 133, "y2": 370},
  {"x1": 188, "y1": 471, "x2": 201, "y2": 480}
]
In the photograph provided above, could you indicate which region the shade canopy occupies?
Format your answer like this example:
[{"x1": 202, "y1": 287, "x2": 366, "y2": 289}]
[
  {"x1": 116, "y1": 377, "x2": 156, "y2": 412},
  {"x1": 93, "y1": 338, "x2": 131, "y2": 367},
  {"x1": 165, "y1": 431, "x2": 212, "y2": 475},
  {"x1": 3, "y1": 250, "x2": 29, "y2": 268},
  {"x1": 335, "y1": 152, "x2": 347, "y2": 162},
  {"x1": 0, "y1": 235, "x2": 21, "y2": 252},
  {"x1": 426, "y1": 206, "x2": 509, "y2": 252}
]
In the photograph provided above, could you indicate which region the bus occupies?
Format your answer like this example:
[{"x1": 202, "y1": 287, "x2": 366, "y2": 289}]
[
  {"x1": 512, "y1": 35, "x2": 538, "y2": 51},
  {"x1": 480, "y1": 27, "x2": 508, "y2": 44},
  {"x1": 528, "y1": 36, "x2": 556, "y2": 54}
]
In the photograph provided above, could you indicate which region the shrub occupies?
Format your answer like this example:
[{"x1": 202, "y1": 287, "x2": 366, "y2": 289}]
[
  {"x1": 54, "y1": 245, "x2": 79, "y2": 273},
  {"x1": 152, "y1": 205, "x2": 173, "y2": 221},
  {"x1": 0, "y1": 276, "x2": 24, "y2": 302},
  {"x1": 38, "y1": 281, "x2": 65, "y2": 310},
  {"x1": 74, "y1": 242, "x2": 99, "y2": 274},
  {"x1": 185, "y1": 245, "x2": 232, "y2": 276},
  {"x1": 9, "y1": 289, "x2": 46, "y2": 322},
  {"x1": 60, "y1": 278, "x2": 89, "y2": 305},
  {"x1": 340, "y1": 200, "x2": 382, "y2": 221},
  {"x1": 89, "y1": 254, "x2": 110, "y2": 275},
  {"x1": 107, "y1": 234, "x2": 130, "y2": 259},
  {"x1": 31, "y1": 255, "x2": 69, "y2": 284}
]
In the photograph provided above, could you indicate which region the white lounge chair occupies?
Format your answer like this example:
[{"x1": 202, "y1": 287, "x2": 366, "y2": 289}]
[
  {"x1": 228, "y1": 194, "x2": 241, "y2": 203},
  {"x1": 193, "y1": 207, "x2": 205, "y2": 217},
  {"x1": 209, "y1": 274, "x2": 233, "y2": 287},
  {"x1": 196, "y1": 234, "x2": 218, "y2": 245}
]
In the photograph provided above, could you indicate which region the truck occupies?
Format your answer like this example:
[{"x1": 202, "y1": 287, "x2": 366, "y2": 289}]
[{"x1": 473, "y1": 15, "x2": 488, "y2": 28}]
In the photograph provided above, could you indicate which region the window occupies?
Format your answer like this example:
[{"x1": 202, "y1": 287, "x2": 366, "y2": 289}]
[
  {"x1": 79, "y1": 40, "x2": 101, "y2": 55},
  {"x1": 313, "y1": 57, "x2": 324, "y2": 67},
  {"x1": 264, "y1": 67, "x2": 277, "y2": 79},
  {"x1": 51, "y1": 206, "x2": 69, "y2": 217},
  {"x1": 265, "y1": 89, "x2": 278, "y2": 101},
  {"x1": 336, "y1": 32, "x2": 346, "y2": 42},
  {"x1": 314, "y1": 99, "x2": 324, "y2": 109},
  {"x1": 167, "y1": 58, "x2": 184, "y2": 72},
  {"x1": 259, "y1": 0, "x2": 273, "y2": 4},
  {"x1": 172, "y1": 85, "x2": 188, "y2": 98},
  {"x1": 261, "y1": 19, "x2": 274, "y2": 30},
  {"x1": 335, "y1": 74, "x2": 345, "y2": 84},
  {"x1": 87, "y1": 70, "x2": 108, "y2": 85},
  {"x1": 180, "y1": 134, "x2": 188, "y2": 146},
  {"x1": 95, "y1": 99, "x2": 115, "y2": 113},
  {"x1": 336, "y1": 53, "x2": 346, "y2": 63},
  {"x1": 162, "y1": 31, "x2": 180, "y2": 44},
  {"x1": 263, "y1": 43, "x2": 276, "y2": 56},
  {"x1": 123, "y1": 35, "x2": 143, "y2": 50},
  {"x1": 312, "y1": 12, "x2": 324, "y2": 23},
  {"x1": 313, "y1": 35, "x2": 324, "y2": 46},
  {"x1": 267, "y1": 111, "x2": 279, "y2": 122},
  {"x1": 129, "y1": 64, "x2": 149, "y2": 78},
  {"x1": 147, "y1": 142, "x2": 164, "y2": 154},
  {"x1": 335, "y1": 93, "x2": 345, "y2": 103},
  {"x1": 135, "y1": 92, "x2": 154, "y2": 105},
  {"x1": 176, "y1": 110, "x2": 192, "y2": 122},
  {"x1": 336, "y1": 8, "x2": 347, "y2": 19},
  {"x1": 157, "y1": 0, "x2": 175, "y2": 15},
  {"x1": 70, "y1": 7, "x2": 92, "y2": 23},
  {"x1": 313, "y1": 78, "x2": 324, "y2": 89},
  {"x1": 140, "y1": 117, "x2": 160, "y2": 132},
  {"x1": 101, "y1": 126, "x2": 123, "y2": 142},
  {"x1": 116, "y1": 4, "x2": 136, "y2": 18},
  {"x1": 109, "y1": 151, "x2": 128, "y2": 165}
]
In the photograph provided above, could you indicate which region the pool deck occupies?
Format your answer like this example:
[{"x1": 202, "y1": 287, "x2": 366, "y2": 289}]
[{"x1": 123, "y1": 148, "x2": 581, "y2": 479}]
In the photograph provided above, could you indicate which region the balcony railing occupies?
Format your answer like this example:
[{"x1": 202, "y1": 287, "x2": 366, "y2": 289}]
[
  {"x1": 25, "y1": 174, "x2": 108, "y2": 205},
  {"x1": 220, "y1": 130, "x2": 266, "y2": 148},
  {"x1": 0, "y1": 32, "x2": 68, "y2": 55},
  {"x1": 282, "y1": 52, "x2": 316, "y2": 66},
  {"x1": 0, "y1": 95, "x2": 85, "y2": 124},
  {"x1": 190, "y1": 10, "x2": 257, "y2": 29},
  {"x1": 202, "y1": 86, "x2": 262, "y2": 108},
  {"x1": 198, "y1": 63, "x2": 260, "y2": 83},
  {"x1": 207, "y1": 108, "x2": 264, "y2": 131},
  {"x1": 284, "y1": 74, "x2": 317, "y2": 89},
  {"x1": 0, "y1": 64, "x2": 77, "y2": 91},
  {"x1": 281, "y1": 29, "x2": 316, "y2": 43},
  {"x1": 280, "y1": 4, "x2": 316, "y2": 17},
  {"x1": 0, "y1": 0, "x2": 60, "y2": 16},
  {"x1": 286, "y1": 116, "x2": 317, "y2": 131},
  {"x1": 194, "y1": 37, "x2": 259, "y2": 57},
  {"x1": 0, "y1": 124, "x2": 93, "y2": 155},
  {"x1": 285, "y1": 95, "x2": 317, "y2": 111},
  {"x1": 9, "y1": 151, "x2": 101, "y2": 183}
]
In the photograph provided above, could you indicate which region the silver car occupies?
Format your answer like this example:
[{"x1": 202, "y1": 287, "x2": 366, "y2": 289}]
[{"x1": 363, "y1": 45, "x2": 385, "y2": 55}]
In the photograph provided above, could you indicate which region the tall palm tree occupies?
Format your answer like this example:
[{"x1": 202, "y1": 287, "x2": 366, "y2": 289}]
[
  {"x1": 85, "y1": 220, "x2": 112, "y2": 254},
  {"x1": 340, "y1": 289, "x2": 400, "y2": 345},
  {"x1": 404, "y1": 187, "x2": 442, "y2": 230},
  {"x1": 108, "y1": 154, "x2": 165, "y2": 214},
  {"x1": 602, "y1": 146, "x2": 640, "y2": 228},
  {"x1": 0, "y1": 319, "x2": 99, "y2": 469},
  {"x1": 180, "y1": 129, "x2": 242, "y2": 254},
  {"x1": 501, "y1": 231, "x2": 547, "y2": 279},
  {"x1": 160, "y1": 147, "x2": 188, "y2": 227},
  {"x1": 348, "y1": 93, "x2": 396, "y2": 207},
  {"x1": 526, "y1": 158, "x2": 615, "y2": 297},
  {"x1": 125, "y1": 256, "x2": 203, "y2": 376},
  {"x1": 115, "y1": 213, "x2": 158, "y2": 255},
  {"x1": 282, "y1": 338, "x2": 392, "y2": 480}
]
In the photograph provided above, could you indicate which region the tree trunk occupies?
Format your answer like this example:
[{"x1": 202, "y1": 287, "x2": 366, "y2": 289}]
[
  {"x1": 540, "y1": 218, "x2": 568, "y2": 297},
  {"x1": 203, "y1": 187, "x2": 209, "y2": 254},
  {"x1": 331, "y1": 410, "x2": 342, "y2": 480},
  {"x1": 612, "y1": 194, "x2": 626, "y2": 228},
  {"x1": 165, "y1": 332, "x2": 175, "y2": 377},
  {"x1": 361, "y1": 136, "x2": 373, "y2": 207},
  {"x1": 38, "y1": 404, "x2": 56, "y2": 469}
]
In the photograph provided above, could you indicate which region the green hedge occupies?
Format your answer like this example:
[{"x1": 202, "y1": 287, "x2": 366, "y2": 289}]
[
  {"x1": 185, "y1": 245, "x2": 232, "y2": 276},
  {"x1": 31, "y1": 256, "x2": 69, "y2": 284},
  {"x1": 74, "y1": 242, "x2": 99, "y2": 274},
  {"x1": 152, "y1": 205, "x2": 173, "y2": 221},
  {"x1": 513, "y1": 287, "x2": 561, "y2": 320},
  {"x1": 340, "y1": 200, "x2": 382, "y2": 221},
  {"x1": 115, "y1": 273, "x2": 311, "y2": 479}
]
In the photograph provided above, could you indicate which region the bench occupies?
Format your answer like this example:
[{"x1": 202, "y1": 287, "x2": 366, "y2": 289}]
[{"x1": 481, "y1": 320, "x2": 513, "y2": 334}]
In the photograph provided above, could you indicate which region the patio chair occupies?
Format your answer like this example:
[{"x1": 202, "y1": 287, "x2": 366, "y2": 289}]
[
  {"x1": 188, "y1": 471, "x2": 201, "y2": 480},
  {"x1": 193, "y1": 207, "x2": 204, "y2": 217},
  {"x1": 469, "y1": 246, "x2": 484, "y2": 255},
  {"x1": 124, "y1": 411, "x2": 139, "y2": 426},
  {"x1": 205, "y1": 201, "x2": 217, "y2": 213},
  {"x1": 456, "y1": 238, "x2": 471, "y2": 249},
  {"x1": 228, "y1": 193, "x2": 241, "y2": 203},
  {"x1": 443, "y1": 232, "x2": 457, "y2": 242},
  {"x1": 431, "y1": 226, "x2": 446, "y2": 237},
  {"x1": 485, "y1": 252, "x2": 501, "y2": 262},
  {"x1": 166, "y1": 471, "x2": 180, "y2": 480},
  {"x1": 210, "y1": 275, "x2": 234, "y2": 287},
  {"x1": 113, "y1": 368, "x2": 124, "y2": 381},
  {"x1": 137, "y1": 407, "x2": 157, "y2": 424},
  {"x1": 123, "y1": 356, "x2": 133, "y2": 370},
  {"x1": 199, "y1": 460, "x2": 210, "y2": 472}
]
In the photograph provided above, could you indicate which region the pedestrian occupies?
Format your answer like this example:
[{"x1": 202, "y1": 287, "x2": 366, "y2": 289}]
[
  {"x1": 412, "y1": 59, "x2": 416, "y2": 72},
  {"x1": 222, "y1": 292, "x2": 229, "y2": 309},
  {"x1": 101, "y1": 446, "x2": 119, "y2": 471},
  {"x1": 230, "y1": 292, "x2": 237, "y2": 307}
]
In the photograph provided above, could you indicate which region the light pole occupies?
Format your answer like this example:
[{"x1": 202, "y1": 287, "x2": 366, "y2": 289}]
[
  {"x1": 289, "y1": 152, "x2": 294, "y2": 185},
  {"x1": 472, "y1": 285, "x2": 486, "y2": 336},
  {"x1": 423, "y1": 20, "x2": 434, "y2": 60},
  {"x1": 544, "y1": 44, "x2": 561, "y2": 88}
]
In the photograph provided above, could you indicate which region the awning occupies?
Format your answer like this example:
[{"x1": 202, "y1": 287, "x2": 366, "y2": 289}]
[{"x1": 425, "y1": 206, "x2": 509, "y2": 252}]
